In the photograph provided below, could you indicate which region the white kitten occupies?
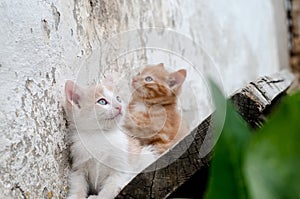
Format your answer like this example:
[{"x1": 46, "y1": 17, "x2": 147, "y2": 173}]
[{"x1": 64, "y1": 80, "x2": 131, "y2": 199}]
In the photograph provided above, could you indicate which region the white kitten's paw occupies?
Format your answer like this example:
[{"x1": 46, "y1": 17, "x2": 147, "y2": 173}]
[
  {"x1": 67, "y1": 195, "x2": 86, "y2": 199},
  {"x1": 97, "y1": 190, "x2": 120, "y2": 199},
  {"x1": 87, "y1": 195, "x2": 98, "y2": 199}
]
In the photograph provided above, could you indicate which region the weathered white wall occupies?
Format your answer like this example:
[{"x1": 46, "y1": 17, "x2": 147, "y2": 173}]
[{"x1": 0, "y1": 0, "x2": 288, "y2": 198}]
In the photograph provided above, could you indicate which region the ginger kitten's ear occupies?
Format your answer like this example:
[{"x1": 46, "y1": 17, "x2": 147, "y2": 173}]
[
  {"x1": 65, "y1": 80, "x2": 82, "y2": 108},
  {"x1": 167, "y1": 69, "x2": 187, "y2": 90},
  {"x1": 157, "y1": 63, "x2": 164, "y2": 68}
]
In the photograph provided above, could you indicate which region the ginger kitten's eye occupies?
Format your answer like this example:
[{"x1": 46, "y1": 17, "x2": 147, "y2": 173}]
[
  {"x1": 145, "y1": 76, "x2": 153, "y2": 82},
  {"x1": 116, "y1": 96, "x2": 121, "y2": 102},
  {"x1": 97, "y1": 98, "x2": 108, "y2": 105}
]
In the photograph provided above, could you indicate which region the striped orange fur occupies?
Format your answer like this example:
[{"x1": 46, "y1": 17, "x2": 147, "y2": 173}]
[{"x1": 123, "y1": 63, "x2": 189, "y2": 154}]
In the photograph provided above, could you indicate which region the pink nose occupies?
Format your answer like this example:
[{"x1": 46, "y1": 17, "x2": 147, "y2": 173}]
[
  {"x1": 115, "y1": 106, "x2": 122, "y2": 113},
  {"x1": 132, "y1": 76, "x2": 138, "y2": 82}
]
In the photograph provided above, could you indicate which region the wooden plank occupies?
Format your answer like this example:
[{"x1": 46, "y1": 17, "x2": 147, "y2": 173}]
[
  {"x1": 231, "y1": 70, "x2": 294, "y2": 128},
  {"x1": 116, "y1": 70, "x2": 295, "y2": 199},
  {"x1": 116, "y1": 117, "x2": 211, "y2": 199},
  {"x1": 288, "y1": 0, "x2": 300, "y2": 73}
]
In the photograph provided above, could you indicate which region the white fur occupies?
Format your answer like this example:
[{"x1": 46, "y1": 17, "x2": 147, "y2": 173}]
[
  {"x1": 137, "y1": 146, "x2": 158, "y2": 172},
  {"x1": 132, "y1": 101, "x2": 147, "y2": 113},
  {"x1": 65, "y1": 82, "x2": 131, "y2": 199},
  {"x1": 67, "y1": 127, "x2": 130, "y2": 199},
  {"x1": 64, "y1": 81, "x2": 158, "y2": 199}
]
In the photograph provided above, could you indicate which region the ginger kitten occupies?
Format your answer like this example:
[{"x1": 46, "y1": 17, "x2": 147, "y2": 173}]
[{"x1": 123, "y1": 63, "x2": 189, "y2": 154}]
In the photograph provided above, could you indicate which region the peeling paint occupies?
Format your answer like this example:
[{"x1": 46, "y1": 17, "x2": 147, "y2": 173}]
[
  {"x1": 51, "y1": 3, "x2": 60, "y2": 31},
  {"x1": 41, "y1": 19, "x2": 51, "y2": 42}
]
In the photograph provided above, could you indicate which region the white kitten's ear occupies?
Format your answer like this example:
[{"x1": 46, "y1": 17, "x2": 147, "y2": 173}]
[
  {"x1": 65, "y1": 80, "x2": 82, "y2": 108},
  {"x1": 103, "y1": 74, "x2": 114, "y2": 90},
  {"x1": 167, "y1": 69, "x2": 187, "y2": 89}
]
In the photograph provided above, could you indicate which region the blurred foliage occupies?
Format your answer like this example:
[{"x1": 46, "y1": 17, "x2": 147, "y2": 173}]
[{"x1": 205, "y1": 83, "x2": 300, "y2": 199}]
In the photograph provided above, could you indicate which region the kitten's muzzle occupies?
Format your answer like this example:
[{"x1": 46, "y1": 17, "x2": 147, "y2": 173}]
[{"x1": 115, "y1": 106, "x2": 122, "y2": 115}]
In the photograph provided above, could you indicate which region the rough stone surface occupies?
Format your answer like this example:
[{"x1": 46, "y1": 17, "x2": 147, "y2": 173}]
[{"x1": 0, "y1": 0, "x2": 289, "y2": 198}]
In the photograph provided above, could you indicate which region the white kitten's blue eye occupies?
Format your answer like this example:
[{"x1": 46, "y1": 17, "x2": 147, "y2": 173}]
[
  {"x1": 116, "y1": 96, "x2": 121, "y2": 102},
  {"x1": 97, "y1": 98, "x2": 108, "y2": 105},
  {"x1": 145, "y1": 76, "x2": 153, "y2": 82}
]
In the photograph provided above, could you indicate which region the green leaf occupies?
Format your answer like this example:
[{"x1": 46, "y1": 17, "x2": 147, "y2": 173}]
[
  {"x1": 205, "y1": 82, "x2": 252, "y2": 199},
  {"x1": 244, "y1": 92, "x2": 300, "y2": 199}
]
